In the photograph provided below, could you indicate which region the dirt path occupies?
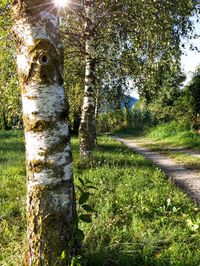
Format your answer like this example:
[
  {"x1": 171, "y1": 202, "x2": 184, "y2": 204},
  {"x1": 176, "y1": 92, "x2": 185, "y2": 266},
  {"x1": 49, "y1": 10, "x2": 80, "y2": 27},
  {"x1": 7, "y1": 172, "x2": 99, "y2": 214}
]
[
  {"x1": 114, "y1": 137, "x2": 200, "y2": 206},
  {"x1": 132, "y1": 138, "x2": 200, "y2": 158}
]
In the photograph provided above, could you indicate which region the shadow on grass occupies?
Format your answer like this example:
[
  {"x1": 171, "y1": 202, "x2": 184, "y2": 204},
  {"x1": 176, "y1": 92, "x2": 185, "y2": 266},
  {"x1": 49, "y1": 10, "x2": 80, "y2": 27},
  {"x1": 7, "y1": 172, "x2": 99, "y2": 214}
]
[
  {"x1": 0, "y1": 130, "x2": 25, "y2": 153},
  {"x1": 84, "y1": 250, "x2": 148, "y2": 266},
  {"x1": 0, "y1": 130, "x2": 24, "y2": 139},
  {"x1": 0, "y1": 141, "x2": 25, "y2": 153},
  {"x1": 0, "y1": 157, "x2": 8, "y2": 164},
  {"x1": 76, "y1": 156, "x2": 154, "y2": 173},
  {"x1": 97, "y1": 143, "x2": 128, "y2": 153},
  {"x1": 73, "y1": 142, "x2": 155, "y2": 173},
  {"x1": 83, "y1": 247, "x2": 197, "y2": 266},
  {"x1": 111, "y1": 127, "x2": 148, "y2": 138}
]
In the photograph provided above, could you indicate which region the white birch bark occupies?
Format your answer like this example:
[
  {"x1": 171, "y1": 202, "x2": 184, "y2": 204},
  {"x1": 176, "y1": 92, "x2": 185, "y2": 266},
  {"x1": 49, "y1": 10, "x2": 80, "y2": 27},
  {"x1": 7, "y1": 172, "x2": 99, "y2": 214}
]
[
  {"x1": 79, "y1": 0, "x2": 97, "y2": 157},
  {"x1": 12, "y1": 1, "x2": 76, "y2": 265}
]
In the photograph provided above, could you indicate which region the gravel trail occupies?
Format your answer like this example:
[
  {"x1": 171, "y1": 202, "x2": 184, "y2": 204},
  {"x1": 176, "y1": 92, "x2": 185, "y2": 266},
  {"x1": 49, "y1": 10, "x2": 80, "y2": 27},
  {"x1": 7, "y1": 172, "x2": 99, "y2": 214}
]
[{"x1": 114, "y1": 137, "x2": 200, "y2": 206}]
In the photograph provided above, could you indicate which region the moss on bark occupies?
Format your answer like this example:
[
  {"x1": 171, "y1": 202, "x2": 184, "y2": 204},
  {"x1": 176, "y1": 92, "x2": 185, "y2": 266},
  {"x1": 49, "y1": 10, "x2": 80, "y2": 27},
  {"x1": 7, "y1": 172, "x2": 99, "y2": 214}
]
[
  {"x1": 26, "y1": 182, "x2": 75, "y2": 265},
  {"x1": 12, "y1": 1, "x2": 76, "y2": 265}
]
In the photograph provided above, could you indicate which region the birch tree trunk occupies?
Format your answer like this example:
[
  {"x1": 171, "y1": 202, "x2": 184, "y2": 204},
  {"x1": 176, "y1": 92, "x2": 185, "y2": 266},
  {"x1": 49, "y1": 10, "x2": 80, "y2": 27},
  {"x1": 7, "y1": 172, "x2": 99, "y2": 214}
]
[
  {"x1": 79, "y1": 0, "x2": 96, "y2": 158},
  {"x1": 12, "y1": 1, "x2": 76, "y2": 265}
]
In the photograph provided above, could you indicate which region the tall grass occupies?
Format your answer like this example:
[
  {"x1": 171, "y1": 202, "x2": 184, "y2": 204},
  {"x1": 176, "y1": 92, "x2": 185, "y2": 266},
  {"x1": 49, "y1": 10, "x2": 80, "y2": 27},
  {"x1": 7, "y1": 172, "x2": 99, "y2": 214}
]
[
  {"x1": 146, "y1": 121, "x2": 200, "y2": 149},
  {"x1": 0, "y1": 131, "x2": 200, "y2": 265}
]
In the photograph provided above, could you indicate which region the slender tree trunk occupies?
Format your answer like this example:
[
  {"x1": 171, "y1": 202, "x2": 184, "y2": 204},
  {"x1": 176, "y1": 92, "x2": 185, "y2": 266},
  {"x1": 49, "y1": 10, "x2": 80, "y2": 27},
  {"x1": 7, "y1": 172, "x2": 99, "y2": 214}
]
[
  {"x1": 79, "y1": 0, "x2": 96, "y2": 158},
  {"x1": 95, "y1": 86, "x2": 100, "y2": 120},
  {"x1": 0, "y1": 111, "x2": 6, "y2": 130},
  {"x1": 12, "y1": 1, "x2": 76, "y2": 265}
]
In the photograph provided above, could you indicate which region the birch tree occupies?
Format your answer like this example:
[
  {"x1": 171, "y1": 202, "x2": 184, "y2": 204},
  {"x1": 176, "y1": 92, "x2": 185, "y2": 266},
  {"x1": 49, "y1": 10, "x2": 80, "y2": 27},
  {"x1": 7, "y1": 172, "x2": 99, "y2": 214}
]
[
  {"x1": 12, "y1": 0, "x2": 76, "y2": 264},
  {"x1": 63, "y1": 0, "x2": 122, "y2": 158},
  {"x1": 62, "y1": 0, "x2": 198, "y2": 157},
  {"x1": 78, "y1": 0, "x2": 96, "y2": 157}
]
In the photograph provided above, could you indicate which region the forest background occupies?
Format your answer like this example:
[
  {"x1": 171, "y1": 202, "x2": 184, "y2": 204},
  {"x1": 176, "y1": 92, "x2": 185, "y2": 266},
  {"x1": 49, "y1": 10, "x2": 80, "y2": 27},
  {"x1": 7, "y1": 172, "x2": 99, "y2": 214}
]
[{"x1": 1, "y1": 0, "x2": 200, "y2": 136}]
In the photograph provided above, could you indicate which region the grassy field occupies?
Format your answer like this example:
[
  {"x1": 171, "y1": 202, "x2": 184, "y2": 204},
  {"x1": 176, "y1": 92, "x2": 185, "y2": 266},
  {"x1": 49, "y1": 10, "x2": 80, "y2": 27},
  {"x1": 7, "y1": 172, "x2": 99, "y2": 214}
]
[
  {"x1": 146, "y1": 121, "x2": 200, "y2": 149},
  {"x1": 1, "y1": 130, "x2": 200, "y2": 265}
]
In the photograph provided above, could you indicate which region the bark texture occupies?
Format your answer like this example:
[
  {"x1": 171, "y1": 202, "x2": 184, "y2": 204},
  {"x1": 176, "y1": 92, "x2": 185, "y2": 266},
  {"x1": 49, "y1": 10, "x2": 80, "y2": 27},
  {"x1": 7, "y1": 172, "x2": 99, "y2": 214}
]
[
  {"x1": 12, "y1": 1, "x2": 76, "y2": 265},
  {"x1": 79, "y1": 0, "x2": 96, "y2": 158}
]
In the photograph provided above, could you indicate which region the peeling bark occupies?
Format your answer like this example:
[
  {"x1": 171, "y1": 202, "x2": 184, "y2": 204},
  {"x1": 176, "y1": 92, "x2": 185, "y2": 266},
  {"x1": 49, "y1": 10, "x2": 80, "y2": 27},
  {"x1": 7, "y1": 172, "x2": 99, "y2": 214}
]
[
  {"x1": 11, "y1": 1, "x2": 76, "y2": 265},
  {"x1": 79, "y1": 0, "x2": 97, "y2": 158}
]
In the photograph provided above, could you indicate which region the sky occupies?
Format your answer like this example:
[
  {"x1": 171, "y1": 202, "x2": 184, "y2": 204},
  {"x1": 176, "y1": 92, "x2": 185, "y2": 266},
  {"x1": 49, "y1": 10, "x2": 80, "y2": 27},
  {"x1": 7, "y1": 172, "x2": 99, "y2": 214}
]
[
  {"x1": 130, "y1": 16, "x2": 200, "y2": 99},
  {"x1": 181, "y1": 18, "x2": 200, "y2": 85}
]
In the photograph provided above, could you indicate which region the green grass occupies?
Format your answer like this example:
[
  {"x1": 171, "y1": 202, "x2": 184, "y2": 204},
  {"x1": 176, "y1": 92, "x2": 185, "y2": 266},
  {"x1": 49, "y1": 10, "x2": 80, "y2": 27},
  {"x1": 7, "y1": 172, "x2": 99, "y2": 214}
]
[
  {"x1": 0, "y1": 131, "x2": 26, "y2": 265},
  {"x1": 140, "y1": 143, "x2": 200, "y2": 172},
  {"x1": 1, "y1": 131, "x2": 200, "y2": 265},
  {"x1": 165, "y1": 152, "x2": 200, "y2": 171},
  {"x1": 115, "y1": 121, "x2": 200, "y2": 150},
  {"x1": 146, "y1": 121, "x2": 200, "y2": 149},
  {"x1": 125, "y1": 121, "x2": 200, "y2": 171}
]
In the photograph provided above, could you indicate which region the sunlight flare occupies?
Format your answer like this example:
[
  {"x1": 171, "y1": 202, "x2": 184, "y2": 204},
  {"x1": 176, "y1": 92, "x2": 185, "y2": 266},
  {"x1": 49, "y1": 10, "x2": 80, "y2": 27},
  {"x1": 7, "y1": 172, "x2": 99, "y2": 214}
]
[{"x1": 53, "y1": 0, "x2": 69, "y2": 8}]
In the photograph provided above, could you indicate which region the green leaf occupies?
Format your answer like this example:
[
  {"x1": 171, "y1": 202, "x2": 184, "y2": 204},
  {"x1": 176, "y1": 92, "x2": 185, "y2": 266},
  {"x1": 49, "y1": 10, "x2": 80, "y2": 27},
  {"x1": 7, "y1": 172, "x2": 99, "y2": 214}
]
[
  {"x1": 82, "y1": 204, "x2": 93, "y2": 212},
  {"x1": 79, "y1": 214, "x2": 92, "y2": 223},
  {"x1": 78, "y1": 177, "x2": 85, "y2": 186},
  {"x1": 61, "y1": 250, "x2": 67, "y2": 260},
  {"x1": 79, "y1": 192, "x2": 90, "y2": 204},
  {"x1": 85, "y1": 180, "x2": 93, "y2": 184},
  {"x1": 75, "y1": 228, "x2": 85, "y2": 241},
  {"x1": 76, "y1": 185, "x2": 84, "y2": 193},
  {"x1": 86, "y1": 185, "x2": 97, "y2": 190}
]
